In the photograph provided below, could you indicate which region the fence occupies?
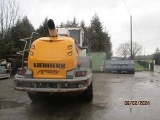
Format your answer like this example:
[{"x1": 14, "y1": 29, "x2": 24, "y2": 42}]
[
  {"x1": 88, "y1": 52, "x2": 106, "y2": 72},
  {"x1": 136, "y1": 60, "x2": 155, "y2": 71}
]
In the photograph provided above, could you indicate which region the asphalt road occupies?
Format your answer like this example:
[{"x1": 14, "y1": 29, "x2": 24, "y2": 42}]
[{"x1": 0, "y1": 66, "x2": 160, "y2": 120}]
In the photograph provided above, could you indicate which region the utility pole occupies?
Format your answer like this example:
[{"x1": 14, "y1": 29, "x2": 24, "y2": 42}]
[{"x1": 130, "y1": 15, "x2": 133, "y2": 59}]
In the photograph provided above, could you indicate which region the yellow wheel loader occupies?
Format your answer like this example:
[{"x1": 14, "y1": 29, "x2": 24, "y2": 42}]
[{"x1": 14, "y1": 19, "x2": 93, "y2": 102}]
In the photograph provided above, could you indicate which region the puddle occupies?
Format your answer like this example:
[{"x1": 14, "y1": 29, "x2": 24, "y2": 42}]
[
  {"x1": 110, "y1": 80, "x2": 123, "y2": 83},
  {"x1": 150, "y1": 79, "x2": 155, "y2": 82},
  {"x1": 0, "y1": 101, "x2": 24, "y2": 110},
  {"x1": 92, "y1": 103, "x2": 106, "y2": 109},
  {"x1": 150, "y1": 79, "x2": 159, "y2": 82},
  {"x1": 110, "y1": 81, "x2": 119, "y2": 83}
]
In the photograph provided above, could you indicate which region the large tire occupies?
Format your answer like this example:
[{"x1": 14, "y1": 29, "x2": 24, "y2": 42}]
[
  {"x1": 27, "y1": 92, "x2": 50, "y2": 102},
  {"x1": 78, "y1": 82, "x2": 93, "y2": 102}
]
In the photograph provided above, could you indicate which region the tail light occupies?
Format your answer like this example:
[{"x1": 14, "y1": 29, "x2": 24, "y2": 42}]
[
  {"x1": 77, "y1": 62, "x2": 81, "y2": 68},
  {"x1": 17, "y1": 68, "x2": 26, "y2": 76},
  {"x1": 75, "y1": 71, "x2": 87, "y2": 77}
]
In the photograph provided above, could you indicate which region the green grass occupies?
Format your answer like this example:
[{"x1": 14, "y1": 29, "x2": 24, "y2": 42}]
[{"x1": 135, "y1": 63, "x2": 145, "y2": 71}]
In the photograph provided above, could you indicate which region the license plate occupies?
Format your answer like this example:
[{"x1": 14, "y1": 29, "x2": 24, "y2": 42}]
[{"x1": 39, "y1": 70, "x2": 58, "y2": 75}]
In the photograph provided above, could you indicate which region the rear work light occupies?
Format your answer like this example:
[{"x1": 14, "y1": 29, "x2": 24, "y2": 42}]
[
  {"x1": 68, "y1": 51, "x2": 72, "y2": 56},
  {"x1": 17, "y1": 68, "x2": 26, "y2": 76},
  {"x1": 31, "y1": 45, "x2": 35, "y2": 49},
  {"x1": 75, "y1": 71, "x2": 87, "y2": 77},
  {"x1": 68, "y1": 45, "x2": 72, "y2": 50}
]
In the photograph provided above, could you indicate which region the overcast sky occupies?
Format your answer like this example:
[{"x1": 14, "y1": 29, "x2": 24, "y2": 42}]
[{"x1": 20, "y1": 0, "x2": 160, "y2": 56}]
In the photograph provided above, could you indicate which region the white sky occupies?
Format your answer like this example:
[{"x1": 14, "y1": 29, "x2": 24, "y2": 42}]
[{"x1": 20, "y1": 0, "x2": 160, "y2": 56}]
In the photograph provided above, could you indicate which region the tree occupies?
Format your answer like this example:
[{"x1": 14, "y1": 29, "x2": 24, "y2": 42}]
[
  {"x1": 116, "y1": 43, "x2": 129, "y2": 58},
  {"x1": 153, "y1": 47, "x2": 160, "y2": 65},
  {"x1": 80, "y1": 20, "x2": 86, "y2": 32},
  {"x1": 0, "y1": 0, "x2": 21, "y2": 38},
  {"x1": 60, "y1": 17, "x2": 79, "y2": 27},
  {"x1": 80, "y1": 20, "x2": 88, "y2": 47},
  {"x1": 60, "y1": 22, "x2": 65, "y2": 27},
  {"x1": 89, "y1": 14, "x2": 103, "y2": 51},
  {"x1": 10, "y1": 16, "x2": 34, "y2": 52},
  {"x1": 36, "y1": 17, "x2": 49, "y2": 37},
  {"x1": 129, "y1": 42, "x2": 142, "y2": 59},
  {"x1": 155, "y1": 47, "x2": 160, "y2": 54},
  {"x1": 71, "y1": 17, "x2": 79, "y2": 27},
  {"x1": 86, "y1": 14, "x2": 112, "y2": 58},
  {"x1": 104, "y1": 32, "x2": 112, "y2": 59},
  {"x1": 37, "y1": 17, "x2": 79, "y2": 35},
  {"x1": 116, "y1": 41, "x2": 142, "y2": 59},
  {"x1": 0, "y1": 0, "x2": 22, "y2": 58},
  {"x1": 0, "y1": 34, "x2": 11, "y2": 58}
]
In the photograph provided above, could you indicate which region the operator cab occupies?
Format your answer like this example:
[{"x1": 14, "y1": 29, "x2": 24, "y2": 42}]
[{"x1": 57, "y1": 27, "x2": 86, "y2": 57}]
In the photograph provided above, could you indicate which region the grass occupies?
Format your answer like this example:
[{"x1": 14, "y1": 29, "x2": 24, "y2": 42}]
[
  {"x1": 134, "y1": 59, "x2": 155, "y2": 72},
  {"x1": 135, "y1": 63, "x2": 145, "y2": 71}
]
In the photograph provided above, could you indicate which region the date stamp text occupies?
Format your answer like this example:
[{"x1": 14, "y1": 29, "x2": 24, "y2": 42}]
[{"x1": 124, "y1": 101, "x2": 150, "y2": 105}]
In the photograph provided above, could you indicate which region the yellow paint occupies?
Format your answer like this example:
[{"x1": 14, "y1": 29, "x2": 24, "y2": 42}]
[{"x1": 28, "y1": 36, "x2": 79, "y2": 78}]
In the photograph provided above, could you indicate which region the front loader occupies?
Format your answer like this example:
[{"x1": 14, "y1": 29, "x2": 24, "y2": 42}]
[{"x1": 14, "y1": 19, "x2": 93, "y2": 102}]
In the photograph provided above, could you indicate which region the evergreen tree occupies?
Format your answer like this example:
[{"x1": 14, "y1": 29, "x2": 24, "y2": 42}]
[
  {"x1": 72, "y1": 17, "x2": 79, "y2": 27},
  {"x1": 80, "y1": 20, "x2": 86, "y2": 32},
  {"x1": 0, "y1": 34, "x2": 12, "y2": 58},
  {"x1": 87, "y1": 14, "x2": 112, "y2": 58},
  {"x1": 0, "y1": 0, "x2": 22, "y2": 58},
  {"x1": 10, "y1": 16, "x2": 34, "y2": 52},
  {"x1": 60, "y1": 22, "x2": 65, "y2": 27},
  {"x1": 36, "y1": 17, "x2": 49, "y2": 37},
  {"x1": 60, "y1": 17, "x2": 79, "y2": 27},
  {"x1": 153, "y1": 47, "x2": 160, "y2": 65},
  {"x1": 80, "y1": 20, "x2": 88, "y2": 47},
  {"x1": 65, "y1": 20, "x2": 72, "y2": 27}
]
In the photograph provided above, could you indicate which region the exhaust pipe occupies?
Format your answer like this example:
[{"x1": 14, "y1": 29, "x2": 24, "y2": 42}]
[{"x1": 48, "y1": 19, "x2": 58, "y2": 37}]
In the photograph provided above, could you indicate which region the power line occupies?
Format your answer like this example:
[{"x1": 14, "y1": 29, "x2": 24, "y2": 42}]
[
  {"x1": 122, "y1": 0, "x2": 131, "y2": 15},
  {"x1": 122, "y1": 0, "x2": 142, "y2": 43},
  {"x1": 132, "y1": 20, "x2": 141, "y2": 42}
]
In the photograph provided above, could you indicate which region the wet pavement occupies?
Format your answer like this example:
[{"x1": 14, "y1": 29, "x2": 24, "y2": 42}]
[{"x1": 0, "y1": 65, "x2": 160, "y2": 120}]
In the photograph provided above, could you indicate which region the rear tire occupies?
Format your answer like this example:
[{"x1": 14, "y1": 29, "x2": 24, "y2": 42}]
[
  {"x1": 78, "y1": 82, "x2": 93, "y2": 102},
  {"x1": 27, "y1": 92, "x2": 50, "y2": 102}
]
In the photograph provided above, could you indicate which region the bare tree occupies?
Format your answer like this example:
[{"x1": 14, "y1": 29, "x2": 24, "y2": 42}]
[
  {"x1": 116, "y1": 42, "x2": 129, "y2": 58},
  {"x1": 128, "y1": 42, "x2": 142, "y2": 58},
  {"x1": 0, "y1": 0, "x2": 21, "y2": 38},
  {"x1": 116, "y1": 41, "x2": 142, "y2": 59}
]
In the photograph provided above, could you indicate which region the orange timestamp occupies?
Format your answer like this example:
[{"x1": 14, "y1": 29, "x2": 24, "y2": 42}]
[{"x1": 124, "y1": 101, "x2": 150, "y2": 105}]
